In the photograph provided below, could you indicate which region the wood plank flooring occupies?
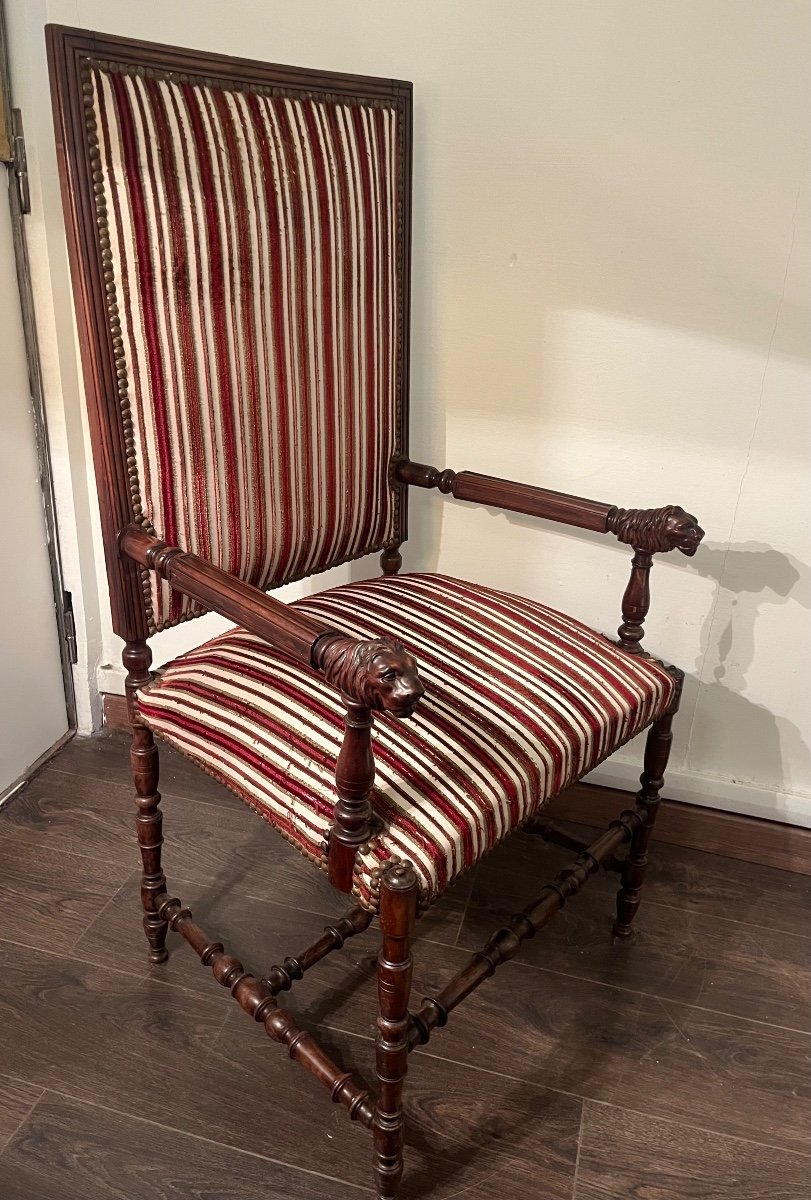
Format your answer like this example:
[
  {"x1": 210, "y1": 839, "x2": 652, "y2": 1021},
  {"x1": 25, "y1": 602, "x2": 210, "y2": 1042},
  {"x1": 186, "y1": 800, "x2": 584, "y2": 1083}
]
[{"x1": 0, "y1": 732, "x2": 809, "y2": 1198}]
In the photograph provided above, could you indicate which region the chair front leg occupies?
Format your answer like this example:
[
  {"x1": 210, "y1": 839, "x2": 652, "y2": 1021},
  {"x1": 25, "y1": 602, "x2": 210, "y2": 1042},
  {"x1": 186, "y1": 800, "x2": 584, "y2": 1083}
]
[
  {"x1": 613, "y1": 710, "x2": 674, "y2": 938},
  {"x1": 123, "y1": 640, "x2": 169, "y2": 964},
  {"x1": 373, "y1": 861, "x2": 418, "y2": 1199}
]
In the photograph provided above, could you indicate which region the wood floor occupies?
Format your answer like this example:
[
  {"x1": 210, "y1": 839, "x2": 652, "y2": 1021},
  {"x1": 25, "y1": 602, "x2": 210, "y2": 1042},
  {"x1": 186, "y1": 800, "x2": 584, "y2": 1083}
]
[{"x1": 0, "y1": 732, "x2": 809, "y2": 1198}]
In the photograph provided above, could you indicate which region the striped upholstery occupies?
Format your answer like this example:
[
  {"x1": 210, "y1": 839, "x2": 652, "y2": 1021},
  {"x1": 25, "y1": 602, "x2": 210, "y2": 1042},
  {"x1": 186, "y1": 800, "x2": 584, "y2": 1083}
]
[
  {"x1": 89, "y1": 61, "x2": 402, "y2": 631},
  {"x1": 136, "y1": 573, "x2": 677, "y2": 908}
]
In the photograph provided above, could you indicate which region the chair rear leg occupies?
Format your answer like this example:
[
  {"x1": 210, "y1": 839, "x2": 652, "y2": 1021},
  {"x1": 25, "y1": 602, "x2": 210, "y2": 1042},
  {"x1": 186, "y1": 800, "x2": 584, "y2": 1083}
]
[
  {"x1": 373, "y1": 862, "x2": 418, "y2": 1199},
  {"x1": 613, "y1": 710, "x2": 674, "y2": 939},
  {"x1": 124, "y1": 640, "x2": 169, "y2": 964}
]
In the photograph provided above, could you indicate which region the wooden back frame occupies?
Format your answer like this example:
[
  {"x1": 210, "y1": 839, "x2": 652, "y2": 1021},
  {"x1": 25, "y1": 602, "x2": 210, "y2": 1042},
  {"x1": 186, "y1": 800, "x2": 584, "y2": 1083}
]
[{"x1": 47, "y1": 25, "x2": 413, "y2": 644}]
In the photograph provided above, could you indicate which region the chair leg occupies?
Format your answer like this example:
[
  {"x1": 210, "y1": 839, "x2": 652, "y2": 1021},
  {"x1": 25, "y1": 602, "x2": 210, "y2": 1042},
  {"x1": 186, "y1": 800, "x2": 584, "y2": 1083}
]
[
  {"x1": 373, "y1": 862, "x2": 418, "y2": 1199},
  {"x1": 613, "y1": 710, "x2": 674, "y2": 939},
  {"x1": 124, "y1": 639, "x2": 169, "y2": 963},
  {"x1": 130, "y1": 723, "x2": 169, "y2": 963}
]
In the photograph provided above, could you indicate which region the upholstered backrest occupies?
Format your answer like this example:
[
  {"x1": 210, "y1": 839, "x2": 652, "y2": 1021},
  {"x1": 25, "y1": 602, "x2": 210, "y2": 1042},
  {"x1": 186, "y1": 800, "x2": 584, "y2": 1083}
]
[{"x1": 48, "y1": 29, "x2": 411, "y2": 636}]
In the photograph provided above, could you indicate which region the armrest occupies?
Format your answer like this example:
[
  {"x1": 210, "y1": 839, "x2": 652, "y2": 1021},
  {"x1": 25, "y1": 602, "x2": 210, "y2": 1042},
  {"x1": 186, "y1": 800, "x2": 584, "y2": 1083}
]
[
  {"x1": 395, "y1": 459, "x2": 704, "y2": 556},
  {"x1": 395, "y1": 457, "x2": 704, "y2": 656},
  {"x1": 119, "y1": 525, "x2": 424, "y2": 717}
]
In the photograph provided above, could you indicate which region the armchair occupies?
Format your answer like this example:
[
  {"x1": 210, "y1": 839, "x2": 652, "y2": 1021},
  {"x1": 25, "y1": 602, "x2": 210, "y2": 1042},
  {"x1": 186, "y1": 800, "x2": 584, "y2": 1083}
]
[{"x1": 49, "y1": 25, "x2": 704, "y2": 1199}]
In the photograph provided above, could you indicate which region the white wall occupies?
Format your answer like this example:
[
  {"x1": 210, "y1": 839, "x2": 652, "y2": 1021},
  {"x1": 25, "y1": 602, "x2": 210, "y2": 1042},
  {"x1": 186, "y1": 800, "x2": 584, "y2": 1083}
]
[
  {"x1": 6, "y1": 0, "x2": 810, "y2": 825},
  {"x1": 0, "y1": 159, "x2": 68, "y2": 789}
]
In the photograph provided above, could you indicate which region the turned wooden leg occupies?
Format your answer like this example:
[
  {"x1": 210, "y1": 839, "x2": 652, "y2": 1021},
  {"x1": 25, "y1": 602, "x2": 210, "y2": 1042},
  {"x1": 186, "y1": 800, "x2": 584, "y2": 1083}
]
[
  {"x1": 613, "y1": 711, "x2": 674, "y2": 939},
  {"x1": 373, "y1": 862, "x2": 418, "y2": 1199},
  {"x1": 124, "y1": 640, "x2": 169, "y2": 964}
]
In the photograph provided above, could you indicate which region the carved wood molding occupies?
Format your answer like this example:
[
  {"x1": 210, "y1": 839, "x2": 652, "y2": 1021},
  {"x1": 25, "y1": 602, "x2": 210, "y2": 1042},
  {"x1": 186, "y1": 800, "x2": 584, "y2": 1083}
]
[
  {"x1": 312, "y1": 633, "x2": 425, "y2": 718},
  {"x1": 261, "y1": 907, "x2": 373, "y2": 996},
  {"x1": 617, "y1": 550, "x2": 653, "y2": 654},
  {"x1": 328, "y1": 699, "x2": 377, "y2": 893},
  {"x1": 606, "y1": 505, "x2": 704, "y2": 556}
]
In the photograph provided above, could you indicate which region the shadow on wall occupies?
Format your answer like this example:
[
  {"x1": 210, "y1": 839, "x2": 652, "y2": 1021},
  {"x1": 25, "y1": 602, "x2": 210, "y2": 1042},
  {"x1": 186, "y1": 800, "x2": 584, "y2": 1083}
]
[
  {"x1": 683, "y1": 540, "x2": 811, "y2": 807},
  {"x1": 389, "y1": 508, "x2": 811, "y2": 812}
]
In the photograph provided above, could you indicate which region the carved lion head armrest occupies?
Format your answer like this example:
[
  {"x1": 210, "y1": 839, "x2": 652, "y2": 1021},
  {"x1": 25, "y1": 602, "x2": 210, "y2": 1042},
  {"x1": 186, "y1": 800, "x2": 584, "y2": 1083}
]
[
  {"x1": 604, "y1": 505, "x2": 705, "y2": 654},
  {"x1": 606, "y1": 505, "x2": 704, "y2": 557},
  {"x1": 313, "y1": 633, "x2": 425, "y2": 719}
]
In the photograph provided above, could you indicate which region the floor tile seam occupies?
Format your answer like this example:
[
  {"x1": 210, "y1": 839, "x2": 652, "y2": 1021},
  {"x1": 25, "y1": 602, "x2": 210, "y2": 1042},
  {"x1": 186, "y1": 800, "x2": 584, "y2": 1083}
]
[
  {"x1": 65, "y1": 871, "x2": 139, "y2": 953},
  {"x1": 0, "y1": 935, "x2": 238, "y2": 1012},
  {"x1": 569, "y1": 1097, "x2": 587, "y2": 1200},
  {"x1": 0, "y1": 1087, "x2": 46, "y2": 1157},
  {"x1": 0, "y1": 827, "x2": 133, "y2": 875},
  {"x1": 439, "y1": 950, "x2": 811, "y2": 1036},
  {"x1": 579, "y1": 1096, "x2": 811, "y2": 1160},
  {"x1": 1, "y1": 1086, "x2": 374, "y2": 1192},
  {"x1": 30, "y1": 766, "x2": 250, "y2": 814},
  {"x1": 312, "y1": 1023, "x2": 811, "y2": 1158},
  {"x1": 462, "y1": 888, "x2": 811, "y2": 942}
]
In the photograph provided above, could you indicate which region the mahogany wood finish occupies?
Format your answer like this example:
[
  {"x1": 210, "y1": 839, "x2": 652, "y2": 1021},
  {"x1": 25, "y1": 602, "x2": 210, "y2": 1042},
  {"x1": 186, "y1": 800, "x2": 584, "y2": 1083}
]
[
  {"x1": 395, "y1": 458, "x2": 704, "y2": 652},
  {"x1": 47, "y1": 24, "x2": 710, "y2": 1199},
  {"x1": 121, "y1": 526, "x2": 329, "y2": 667},
  {"x1": 330, "y1": 702, "x2": 377, "y2": 893},
  {"x1": 121, "y1": 526, "x2": 426, "y2": 722},
  {"x1": 617, "y1": 550, "x2": 653, "y2": 653},
  {"x1": 408, "y1": 806, "x2": 648, "y2": 1051},
  {"x1": 261, "y1": 907, "x2": 373, "y2": 996},
  {"x1": 380, "y1": 546, "x2": 403, "y2": 576},
  {"x1": 122, "y1": 639, "x2": 168, "y2": 964},
  {"x1": 395, "y1": 458, "x2": 616, "y2": 532},
  {"x1": 156, "y1": 894, "x2": 374, "y2": 1126},
  {"x1": 606, "y1": 505, "x2": 705, "y2": 555},
  {"x1": 524, "y1": 818, "x2": 625, "y2": 873},
  {"x1": 313, "y1": 632, "x2": 424, "y2": 718},
  {"x1": 614, "y1": 710, "x2": 676, "y2": 938},
  {"x1": 374, "y1": 863, "x2": 418, "y2": 1198},
  {"x1": 394, "y1": 458, "x2": 704, "y2": 552}
]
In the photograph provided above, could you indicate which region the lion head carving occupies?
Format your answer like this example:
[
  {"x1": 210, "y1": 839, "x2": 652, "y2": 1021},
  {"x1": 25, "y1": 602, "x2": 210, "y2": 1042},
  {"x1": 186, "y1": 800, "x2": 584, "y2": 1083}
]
[
  {"x1": 661, "y1": 506, "x2": 704, "y2": 556},
  {"x1": 609, "y1": 504, "x2": 704, "y2": 556},
  {"x1": 319, "y1": 635, "x2": 425, "y2": 718}
]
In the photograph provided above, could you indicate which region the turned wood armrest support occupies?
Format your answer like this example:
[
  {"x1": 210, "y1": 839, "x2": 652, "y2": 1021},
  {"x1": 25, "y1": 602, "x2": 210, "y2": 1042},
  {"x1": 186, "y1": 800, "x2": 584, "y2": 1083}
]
[
  {"x1": 119, "y1": 525, "x2": 426, "y2": 715},
  {"x1": 395, "y1": 458, "x2": 704, "y2": 653}
]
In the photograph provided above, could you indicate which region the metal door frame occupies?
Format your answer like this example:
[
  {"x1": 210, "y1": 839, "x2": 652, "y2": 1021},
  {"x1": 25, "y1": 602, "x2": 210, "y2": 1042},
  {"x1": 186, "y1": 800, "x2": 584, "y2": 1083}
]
[{"x1": 0, "y1": 0, "x2": 77, "y2": 783}]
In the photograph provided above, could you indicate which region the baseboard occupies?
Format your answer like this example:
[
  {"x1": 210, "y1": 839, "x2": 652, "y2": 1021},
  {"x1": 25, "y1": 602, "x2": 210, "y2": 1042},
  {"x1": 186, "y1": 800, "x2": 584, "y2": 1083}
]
[
  {"x1": 586, "y1": 757, "x2": 811, "y2": 830},
  {"x1": 546, "y1": 784, "x2": 811, "y2": 876},
  {"x1": 101, "y1": 691, "x2": 811, "y2": 877},
  {"x1": 103, "y1": 692, "x2": 130, "y2": 731}
]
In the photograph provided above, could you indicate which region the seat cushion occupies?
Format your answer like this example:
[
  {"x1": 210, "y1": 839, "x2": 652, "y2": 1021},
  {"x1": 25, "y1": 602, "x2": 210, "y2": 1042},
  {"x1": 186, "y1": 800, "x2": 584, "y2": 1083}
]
[{"x1": 136, "y1": 573, "x2": 677, "y2": 908}]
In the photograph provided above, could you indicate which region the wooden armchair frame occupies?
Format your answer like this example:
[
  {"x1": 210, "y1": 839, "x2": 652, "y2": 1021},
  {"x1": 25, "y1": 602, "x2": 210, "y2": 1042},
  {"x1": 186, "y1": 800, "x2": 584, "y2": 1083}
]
[{"x1": 48, "y1": 25, "x2": 704, "y2": 1198}]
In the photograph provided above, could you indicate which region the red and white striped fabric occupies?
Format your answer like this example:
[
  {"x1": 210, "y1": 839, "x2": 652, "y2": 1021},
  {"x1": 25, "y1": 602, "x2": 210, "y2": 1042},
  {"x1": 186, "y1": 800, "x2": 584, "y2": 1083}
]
[
  {"x1": 89, "y1": 63, "x2": 401, "y2": 631},
  {"x1": 137, "y1": 573, "x2": 676, "y2": 908}
]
